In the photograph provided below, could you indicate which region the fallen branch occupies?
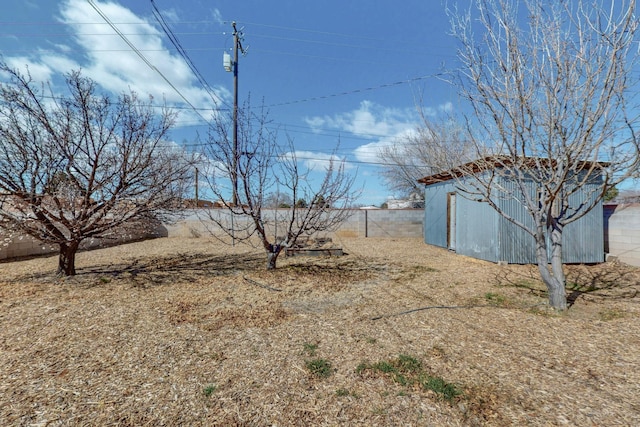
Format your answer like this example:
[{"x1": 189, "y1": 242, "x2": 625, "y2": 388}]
[
  {"x1": 371, "y1": 302, "x2": 548, "y2": 320},
  {"x1": 243, "y1": 276, "x2": 282, "y2": 292},
  {"x1": 371, "y1": 305, "x2": 480, "y2": 320}
]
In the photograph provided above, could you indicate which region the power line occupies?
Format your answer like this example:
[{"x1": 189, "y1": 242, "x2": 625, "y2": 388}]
[
  {"x1": 263, "y1": 73, "x2": 443, "y2": 108},
  {"x1": 86, "y1": 0, "x2": 211, "y2": 124},
  {"x1": 249, "y1": 33, "x2": 456, "y2": 59},
  {"x1": 228, "y1": 20, "x2": 394, "y2": 44},
  {"x1": 150, "y1": 0, "x2": 228, "y2": 111},
  {"x1": 0, "y1": 20, "x2": 213, "y2": 26},
  {"x1": 0, "y1": 31, "x2": 224, "y2": 38},
  {"x1": 157, "y1": 138, "x2": 427, "y2": 169}
]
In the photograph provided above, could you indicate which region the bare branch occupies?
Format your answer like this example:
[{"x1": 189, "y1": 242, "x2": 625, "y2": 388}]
[
  {"x1": 445, "y1": 0, "x2": 640, "y2": 310},
  {"x1": 200, "y1": 99, "x2": 360, "y2": 269},
  {"x1": 0, "y1": 64, "x2": 195, "y2": 275}
]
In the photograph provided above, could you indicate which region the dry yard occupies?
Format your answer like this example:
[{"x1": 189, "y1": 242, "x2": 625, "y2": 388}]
[{"x1": 1, "y1": 236, "x2": 639, "y2": 426}]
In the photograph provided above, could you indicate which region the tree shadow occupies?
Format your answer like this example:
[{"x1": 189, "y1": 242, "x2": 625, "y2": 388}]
[
  {"x1": 564, "y1": 263, "x2": 640, "y2": 307},
  {"x1": 492, "y1": 266, "x2": 548, "y2": 298},
  {"x1": 83, "y1": 252, "x2": 266, "y2": 288},
  {"x1": 5, "y1": 251, "x2": 265, "y2": 288},
  {"x1": 493, "y1": 262, "x2": 640, "y2": 308}
]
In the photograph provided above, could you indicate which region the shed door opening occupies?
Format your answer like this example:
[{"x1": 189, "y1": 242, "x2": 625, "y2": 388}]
[{"x1": 447, "y1": 192, "x2": 456, "y2": 251}]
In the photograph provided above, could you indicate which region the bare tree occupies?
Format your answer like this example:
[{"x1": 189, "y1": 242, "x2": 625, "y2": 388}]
[
  {"x1": 447, "y1": 0, "x2": 640, "y2": 310},
  {"x1": 0, "y1": 64, "x2": 194, "y2": 275},
  {"x1": 201, "y1": 102, "x2": 359, "y2": 269},
  {"x1": 380, "y1": 115, "x2": 477, "y2": 198},
  {"x1": 263, "y1": 191, "x2": 293, "y2": 208}
]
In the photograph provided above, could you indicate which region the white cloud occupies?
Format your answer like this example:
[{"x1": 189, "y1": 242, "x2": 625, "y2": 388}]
[
  {"x1": 49, "y1": 43, "x2": 73, "y2": 54},
  {"x1": 306, "y1": 100, "x2": 414, "y2": 137},
  {"x1": 284, "y1": 150, "x2": 353, "y2": 171},
  {"x1": 304, "y1": 100, "x2": 456, "y2": 166},
  {"x1": 3, "y1": 0, "x2": 228, "y2": 128},
  {"x1": 305, "y1": 101, "x2": 418, "y2": 164},
  {"x1": 354, "y1": 128, "x2": 418, "y2": 164},
  {"x1": 211, "y1": 9, "x2": 224, "y2": 25},
  {"x1": 439, "y1": 101, "x2": 453, "y2": 113},
  {"x1": 4, "y1": 56, "x2": 55, "y2": 82},
  {"x1": 59, "y1": 0, "x2": 215, "y2": 102}
]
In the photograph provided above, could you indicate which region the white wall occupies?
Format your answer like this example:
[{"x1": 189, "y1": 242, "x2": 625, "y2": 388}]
[{"x1": 605, "y1": 203, "x2": 640, "y2": 266}]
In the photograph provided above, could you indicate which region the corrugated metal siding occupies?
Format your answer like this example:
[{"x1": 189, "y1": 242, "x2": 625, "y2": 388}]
[
  {"x1": 423, "y1": 170, "x2": 604, "y2": 264},
  {"x1": 454, "y1": 195, "x2": 499, "y2": 262},
  {"x1": 496, "y1": 175, "x2": 604, "y2": 264},
  {"x1": 423, "y1": 181, "x2": 452, "y2": 248},
  {"x1": 561, "y1": 180, "x2": 604, "y2": 263},
  {"x1": 496, "y1": 176, "x2": 538, "y2": 263}
]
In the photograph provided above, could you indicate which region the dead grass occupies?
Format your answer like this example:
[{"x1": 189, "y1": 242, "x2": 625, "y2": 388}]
[{"x1": 1, "y1": 236, "x2": 640, "y2": 426}]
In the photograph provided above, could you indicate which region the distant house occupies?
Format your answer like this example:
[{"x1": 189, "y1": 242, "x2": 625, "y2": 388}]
[
  {"x1": 417, "y1": 157, "x2": 604, "y2": 264},
  {"x1": 386, "y1": 197, "x2": 425, "y2": 209}
]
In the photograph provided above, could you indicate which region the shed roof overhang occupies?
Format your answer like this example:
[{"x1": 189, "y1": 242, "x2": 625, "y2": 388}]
[{"x1": 417, "y1": 155, "x2": 609, "y2": 186}]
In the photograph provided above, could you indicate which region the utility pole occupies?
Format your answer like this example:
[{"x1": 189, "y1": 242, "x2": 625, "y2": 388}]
[
  {"x1": 223, "y1": 21, "x2": 246, "y2": 207},
  {"x1": 194, "y1": 167, "x2": 199, "y2": 207}
]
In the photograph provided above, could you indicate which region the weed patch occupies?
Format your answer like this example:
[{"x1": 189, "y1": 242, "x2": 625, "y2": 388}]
[
  {"x1": 356, "y1": 354, "x2": 462, "y2": 403},
  {"x1": 598, "y1": 308, "x2": 626, "y2": 321},
  {"x1": 203, "y1": 384, "x2": 216, "y2": 397},
  {"x1": 305, "y1": 358, "x2": 333, "y2": 378},
  {"x1": 335, "y1": 388, "x2": 359, "y2": 398},
  {"x1": 302, "y1": 342, "x2": 318, "y2": 357},
  {"x1": 484, "y1": 292, "x2": 506, "y2": 306}
]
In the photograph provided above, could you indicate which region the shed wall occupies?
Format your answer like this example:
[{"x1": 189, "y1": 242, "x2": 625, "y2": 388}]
[
  {"x1": 560, "y1": 182, "x2": 604, "y2": 263},
  {"x1": 423, "y1": 173, "x2": 604, "y2": 264},
  {"x1": 423, "y1": 181, "x2": 453, "y2": 248},
  {"x1": 454, "y1": 195, "x2": 499, "y2": 261},
  {"x1": 495, "y1": 176, "x2": 538, "y2": 263}
]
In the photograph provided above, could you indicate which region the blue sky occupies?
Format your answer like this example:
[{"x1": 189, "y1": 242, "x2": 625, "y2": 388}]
[{"x1": 0, "y1": 0, "x2": 461, "y2": 206}]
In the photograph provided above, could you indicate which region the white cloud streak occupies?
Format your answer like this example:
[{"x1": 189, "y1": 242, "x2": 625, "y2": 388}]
[
  {"x1": 304, "y1": 100, "x2": 455, "y2": 165},
  {"x1": 289, "y1": 150, "x2": 351, "y2": 171},
  {"x1": 3, "y1": 0, "x2": 229, "y2": 128},
  {"x1": 305, "y1": 100, "x2": 418, "y2": 164}
]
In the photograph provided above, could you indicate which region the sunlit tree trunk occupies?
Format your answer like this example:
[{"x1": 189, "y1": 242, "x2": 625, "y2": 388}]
[
  {"x1": 266, "y1": 246, "x2": 282, "y2": 270},
  {"x1": 534, "y1": 217, "x2": 567, "y2": 310},
  {"x1": 57, "y1": 241, "x2": 80, "y2": 276},
  {"x1": 548, "y1": 223, "x2": 567, "y2": 310}
]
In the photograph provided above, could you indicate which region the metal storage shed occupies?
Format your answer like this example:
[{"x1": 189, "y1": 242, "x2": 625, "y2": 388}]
[{"x1": 418, "y1": 159, "x2": 604, "y2": 264}]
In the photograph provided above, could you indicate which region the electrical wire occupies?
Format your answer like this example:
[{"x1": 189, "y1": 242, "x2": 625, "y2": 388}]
[
  {"x1": 1, "y1": 4, "x2": 457, "y2": 172},
  {"x1": 86, "y1": 0, "x2": 211, "y2": 124},
  {"x1": 263, "y1": 73, "x2": 443, "y2": 108},
  {"x1": 150, "y1": 0, "x2": 228, "y2": 110},
  {"x1": 227, "y1": 20, "x2": 397, "y2": 44}
]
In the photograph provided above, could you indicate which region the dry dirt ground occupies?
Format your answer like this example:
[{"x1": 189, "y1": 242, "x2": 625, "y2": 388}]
[{"x1": 1, "y1": 236, "x2": 640, "y2": 426}]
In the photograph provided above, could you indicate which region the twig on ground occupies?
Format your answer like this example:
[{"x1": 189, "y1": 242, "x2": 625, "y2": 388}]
[
  {"x1": 243, "y1": 276, "x2": 282, "y2": 292},
  {"x1": 371, "y1": 305, "x2": 482, "y2": 320},
  {"x1": 371, "y1": 302, "x2": 547, "y2": 320}
]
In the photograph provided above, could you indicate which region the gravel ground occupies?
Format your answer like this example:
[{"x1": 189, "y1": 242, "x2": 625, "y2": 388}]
[{"x1": 1, "y1": 236, "x2": 639, "y2": 426}]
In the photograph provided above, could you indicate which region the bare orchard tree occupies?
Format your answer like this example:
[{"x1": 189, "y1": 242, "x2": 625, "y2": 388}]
[
  {"x1": 0, "y1": 65, "x2": 194, "y2": 275},
  {"x1": 447, "y1": 0, "x2": 640, "y2": 310},
  {"x1": 263, "y1": 191, "x2": 293, "y2": 208},
  {"x1": 201, "y1": 102, "x2": 359, "y2": 270},
  {"x1": 380, "y1": 115, "x2": 477, "y2": 198}
]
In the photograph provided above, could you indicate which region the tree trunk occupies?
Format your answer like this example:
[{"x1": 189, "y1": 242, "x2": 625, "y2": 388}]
[
  {"x1": 57, "y1": 241, "x2": 80, "y2": 276},
  {"x1": 266, "y1": 251, "x2": 278, "y2": 270},
  {"x1": 546, "y1": 275, "x2": 567, "y2": 311},
  {"x1": 535, "y1": 225, "x2": 567, "y2": 311},
  {"x1": 548, "y1": 224, "x2": 567, "y2": 310},
  {"x1": 266, "y1": 243, "x2": 283, "y2": 270}
]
